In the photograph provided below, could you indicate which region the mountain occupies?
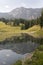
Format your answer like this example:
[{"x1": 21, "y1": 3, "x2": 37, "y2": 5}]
[
  {"x1": 0, "y1": 13, "x2": 14, "y2": 19},
  {"x1": 0, "y1": 7, "x2": 42, "y2": 20}
]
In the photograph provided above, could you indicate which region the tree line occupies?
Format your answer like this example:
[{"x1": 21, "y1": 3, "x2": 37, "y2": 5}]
[{"x1": 0, "y1": 10, "x2": 43, "y2": 29}]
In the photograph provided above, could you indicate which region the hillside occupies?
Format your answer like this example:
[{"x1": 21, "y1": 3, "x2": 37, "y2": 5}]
[
  {"x1": 0, "y1": 22, "x2": 21, "y2": 41},
  {"x1": 0, "y1": 22, "x2": 43, "y2": 41},
  {"x1": 26, "y1": 25, "x2": 43, "y2": 38},
  {"x1": 0, "y1": 13, "x2": 14, "y2": 19},
  {"x1": 10, "y1": 7, "x2": 41, "y2": 19},
  {"x1": 0, "y1": 7, "x2": 42, "y2": 19}
]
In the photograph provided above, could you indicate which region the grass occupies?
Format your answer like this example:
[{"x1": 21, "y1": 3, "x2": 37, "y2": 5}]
[
  {"x1": 0, "y1": 21, "x2": 21, "y2": 41},
  {"x1": 26, "y1": 25, "x2": 43, "y2": 38},
  {"x1": 24, "y1": 51, "x2": 43, "y2": 65},
  {"x1": 0, "y1": 21, "x2": 43, "y2": 41},
  {"x1": 13, "y1": 60, "x2": 22, "y2": 65},
  {"x1": 13, "y1": 50, "x2": 43, "y2": 65}
]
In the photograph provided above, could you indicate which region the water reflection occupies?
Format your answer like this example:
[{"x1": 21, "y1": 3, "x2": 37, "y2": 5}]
[
  {"x1": 0, "y1": 33, "x2": 42, "y2": 65},
  {"x1": 0, "y1": 33, "x2": 40, "y2": 54},
  {"x1": 0, "y1": 49, "x2": 23, "y2": 65}
]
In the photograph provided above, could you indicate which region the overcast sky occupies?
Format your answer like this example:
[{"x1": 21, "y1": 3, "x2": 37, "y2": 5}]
[{"x1": 0, "y1": 0, "x2": 43, "y2": 12}]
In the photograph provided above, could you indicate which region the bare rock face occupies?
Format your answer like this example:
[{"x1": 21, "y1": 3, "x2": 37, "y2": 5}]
[
  {"x1": 10, "y1": 7, "x2": 42, "y2": 19},
  {"x1": 0, "y1": 7, "x2": 42, "y2": 20}
]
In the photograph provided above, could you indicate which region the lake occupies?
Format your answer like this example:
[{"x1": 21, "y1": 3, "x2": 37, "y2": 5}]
[
  {"x1": 0, "y1": 34, "x2": 40, "y2": 65},
  {"x1": 0, "y1": 49, "x2": 23, "y2": 65}
]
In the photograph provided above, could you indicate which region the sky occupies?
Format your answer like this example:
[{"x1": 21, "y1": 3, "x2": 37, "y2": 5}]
[{"x1": 0, "y1": 0, "x2": 43, "y2": 12}]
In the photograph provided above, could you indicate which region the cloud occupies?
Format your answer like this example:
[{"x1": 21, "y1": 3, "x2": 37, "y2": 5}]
[
  {"x1": 21, "y1": 3, "x2": 27, "y2": 7},
  {"x1": 5, "y1": 5, "x2": 9, "y2": 8}
]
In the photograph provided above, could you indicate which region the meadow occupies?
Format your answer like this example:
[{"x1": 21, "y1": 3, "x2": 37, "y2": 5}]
[{"x1": 0, "y1": 21, "x2": 43, "y2": 41}]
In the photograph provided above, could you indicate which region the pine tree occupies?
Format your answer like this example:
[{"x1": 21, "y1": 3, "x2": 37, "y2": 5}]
[{"x1": 40, "y1": 9, "x2": 43, "y2": 28}]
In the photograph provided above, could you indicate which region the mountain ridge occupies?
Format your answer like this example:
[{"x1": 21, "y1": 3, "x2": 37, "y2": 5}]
[{"x1": 0, "y1": 7, "x2": 42, "y2": 20}]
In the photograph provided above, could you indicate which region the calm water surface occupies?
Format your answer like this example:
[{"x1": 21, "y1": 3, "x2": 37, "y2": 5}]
[
  {"x1": 0, "y1": 34, "x2": 40, "y2": 65},
  {"x1": 0, "y1": 49, "x2": 23, "y2": 65}
]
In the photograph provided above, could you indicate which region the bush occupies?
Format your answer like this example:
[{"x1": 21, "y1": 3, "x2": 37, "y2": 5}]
[
  {"x1": 13, "y1": 60, "x2": 22, "y2": 65},
  {"x1": 38, "y1": 45, "x2": 43, "y2": 51}
]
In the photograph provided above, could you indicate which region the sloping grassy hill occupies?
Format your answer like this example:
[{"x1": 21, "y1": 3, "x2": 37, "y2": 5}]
[
  {"x1": 26, "y1": 25, "x2": 43, "y2": 38},
  {"x1": 0, "y1": 21, "x2": 43, "y2": 41},
  {"x1": 0, "y1": 21, "x2": 21, "y2": 41}
]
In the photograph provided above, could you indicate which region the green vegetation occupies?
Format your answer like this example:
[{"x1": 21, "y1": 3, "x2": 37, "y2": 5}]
[
  {"x1": 13, "y1": 49, "x2": 43, "y2": 65},
  {"x1": 13, "y1": 60, "x2": 22, "y2": 65},
  {"x1": 38, "y1": 45, "x2": 43, "y2": 51},
  {"x1": 26, "y1": 25, "x2": 43, "y2": 38},
  {"x1": 0, "y1": 6, "x2": 43, "y2": 65},
  {"x1": 31, "y1": 50, "x2": 43, "y2": 65},
  {"x1": 0, "y1": 21, "x2": 43, "y2": 41},
  {"x1": 40, "y1": 9, "x2": 43, "y2": 28},
  {"x1": 0, "y1": 10, "x2": 43, "y2": 41},
  {"x1": 0, "y1": 21, "x2": 21, "y2": 41}
]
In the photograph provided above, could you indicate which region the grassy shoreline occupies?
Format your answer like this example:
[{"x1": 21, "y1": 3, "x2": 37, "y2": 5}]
[{"x1": 0, "y1": 21, "x2": 43, "y2": 41}]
